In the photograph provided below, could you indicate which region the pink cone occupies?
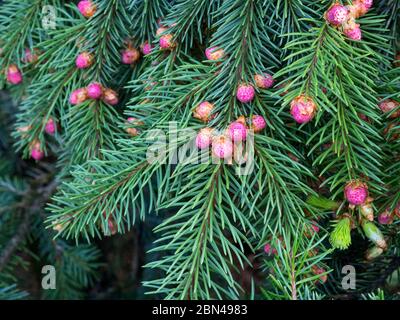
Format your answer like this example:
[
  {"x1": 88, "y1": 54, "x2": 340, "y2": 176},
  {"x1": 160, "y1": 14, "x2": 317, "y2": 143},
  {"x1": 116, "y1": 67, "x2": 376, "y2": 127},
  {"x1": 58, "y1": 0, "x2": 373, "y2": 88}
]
[
  {"x1": 343, "y1": 21, "x2": 362, "y2": 41},
  {"x1": 212, "y1": 135, "x2": 233, "y2": 159},
  {"x1": 290, "y1": 95, "x2": 317, "y2": 124},
  {"x1": 344, "y1": 180, "x2": 368, "y2": 205},
  {"x1": 254, "y1": 73, "x2": 274, "y2": 89},
  {"x1": 326, "y1": 3, "x2": 349, "y2": 26},
  {"x1": 77, "y1": 0, "x2": 96, "y2": 18},
  {"x1": 141, "y1": 42, "x2": 153, "y2": 55},
  {"x1": 76, "y1": 52, "x2": 93, "y2": 69},
  {"x1": 45, "y1": 118, "x2": 56, "y2": 135},
  {"x1": 195, "y1": 128, "x2": 213, "y2": 149},
  {"x1": 69, "y1": 88, "x2": 88, "y2": 105},
  {"x1": 102, "y1": 88, "x2": 119, "y2": 105},
  {"x1": 121, "y1": 48, "x2": 140, "y2": 64},
  {"x1": 252, "y1": 115, "x2": 266, "y2": 132},
  {"x1": 6, "y1": 64, "x2": 23, "y2": 85},
  {"x1": 379, "y1": 99, "x2": 400, "y2": 118},
  {"x1": 30, "y1": 142, "x2": 44, "y2": 161},
  {"x1": 159, "y1": 34, "x2": 175, "y2": 49},
  {"x1": 236, "y1": 83, "x2": 255, "y2": 103},
  {"x1": 23, "y1": 48, "x2": 38, "y2": 63},
  {"x1": 264, "y1": 243, "x2": 277, "y2": 256},
  {"x1": 87, "y1": 82, "x2": 103, "y2": 99},
  {"x1": 193, "y1": 101, "x2": 214, "y2": 122},
  {"x1": 378, "y1": 210, "x2": 393, "y2": 225},
  {"x1": 205, "y1": 47, "x2": 224, "y2": 61},
  {"x1": 228, "y1": 121, "x2": 247, "y2": 142},
  {"x1": 351, "y1": 0, "x2": 373, "y2": 17}
]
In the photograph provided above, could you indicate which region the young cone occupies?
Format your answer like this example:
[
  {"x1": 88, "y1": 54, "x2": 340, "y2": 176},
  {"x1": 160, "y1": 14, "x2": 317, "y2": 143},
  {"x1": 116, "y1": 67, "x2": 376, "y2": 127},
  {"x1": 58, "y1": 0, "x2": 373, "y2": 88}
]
[
  {"x1": 193, "y1": 101, "x2": 214, "y2": 122},
  {"x1": 205, "y1": 47, "x2": 224, "y2": 61},
  {"x1": 45, "y1": 118, "x2": 56, "y2": 135},
  {"x1": 254, "y1": 73, "x2": 274, "y2": 89},
  {"x1": 325, "y1": 3, "x2": 349, "y2": 26},
  {"x1": 344, "y1": 180, "x2": 368, "y2": 205},
  {"x1": 362, "y1": 220, "x2": 387, "y2": 249},
  {"x1": 212, "y1": 135, "x2": 233, "y2": 159},
  {"x1": 330, "y1": 216, "x2": 352, "y2": 250},
  {"x1": 195, "y1": 128, "x2": 214, "y2": 150},
  {"x1": 76, "y1": 52, "x2": 93, "y2": 69},
  {"x1": 77, "y1": 0, "x2": 96, "y2": 18},
  {"x1": 251, "y1": 115, "x2": 266, "y2": 133},
  {"x1": 6, "y1": 64, "x2": 23, "y2": 85},
  {"x1": 69, "y1": 88, "x2": 88, "y2": 105},
  {"x1": 290, "y1": 95, "x2": 317, "y2": 124},
  {"x1": 236, "y1": 83, "x2": 255, "y2": 103},
  {"x1": 87, "y1": 82, "x2": 103, "y2": 100}
]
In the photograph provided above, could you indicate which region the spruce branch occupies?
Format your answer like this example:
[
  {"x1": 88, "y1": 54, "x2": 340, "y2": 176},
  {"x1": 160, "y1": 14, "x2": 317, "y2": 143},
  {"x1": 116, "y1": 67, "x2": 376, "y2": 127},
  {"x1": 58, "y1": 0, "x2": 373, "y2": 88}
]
[
  {"x1": 277, "y1": 13, "x2": 391, "y2": 198},
  {"x1": 262, "y1": 225, "x2": 331, "y2": 300},
  {"x1": 0, "y1": 0, "x2": 57, "y2": 79},
  {"x1": 0, "y1": 284, "x2": 28, "y2": 300}
]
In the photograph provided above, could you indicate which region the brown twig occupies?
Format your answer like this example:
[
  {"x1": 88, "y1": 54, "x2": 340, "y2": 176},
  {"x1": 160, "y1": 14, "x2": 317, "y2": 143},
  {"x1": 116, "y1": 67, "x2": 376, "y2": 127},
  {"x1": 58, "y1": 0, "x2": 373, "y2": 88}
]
[
  {"x1": 290, "y1": 252, "x2": 298, "y2": 300},
  {"x1": 0, "y1": 209, "x2": 31, "y2": 273},
  {"x1": 0, "y1": 177, "x2": 58, "y2": 273}
]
